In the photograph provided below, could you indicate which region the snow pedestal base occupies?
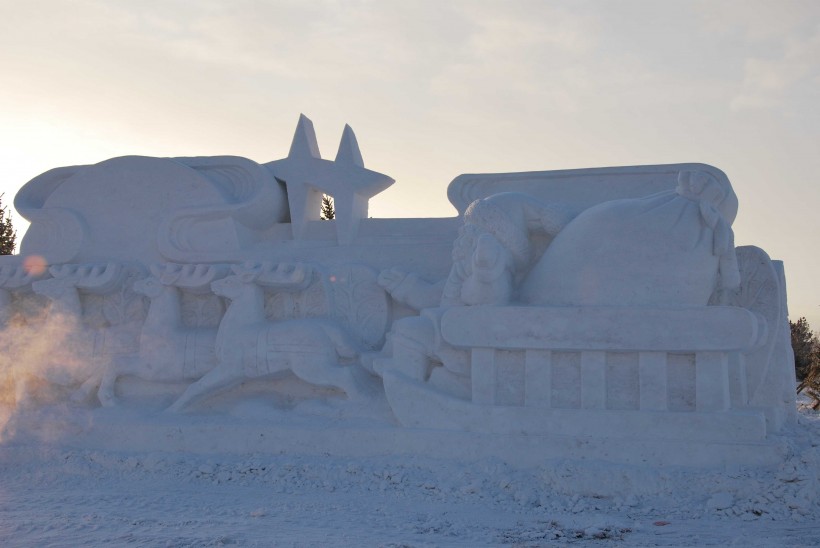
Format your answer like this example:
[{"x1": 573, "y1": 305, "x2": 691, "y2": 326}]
[
  {"x1": 381, "y1": 372, "x2": 783, "y2": 467},
  {"x1": 4, "y1": 403, "x2": 788, "y2": 469}
]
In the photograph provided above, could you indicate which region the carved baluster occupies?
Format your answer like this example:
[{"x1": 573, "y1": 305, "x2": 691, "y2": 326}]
[
  {"x1": 695, "y1": 351, "x2": 730, "y2": 411},
  {"x1": 471, "y1": 348, "x2": 496, "y2": 405}
]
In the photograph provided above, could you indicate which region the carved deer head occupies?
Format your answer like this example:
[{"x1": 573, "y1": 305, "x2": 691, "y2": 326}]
[{"x1": 211, "y1": 262, "x2": 312, "y2": 300}]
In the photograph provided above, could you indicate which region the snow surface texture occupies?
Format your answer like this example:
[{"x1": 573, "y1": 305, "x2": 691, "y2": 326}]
[{"x1": 0, "y1": 397, "x2": 818, "y2": 546}]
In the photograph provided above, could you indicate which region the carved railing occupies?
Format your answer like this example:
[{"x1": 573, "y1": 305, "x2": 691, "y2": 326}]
[{"x1": 440, "y1": 306, "x2": 766, "y2": 414}]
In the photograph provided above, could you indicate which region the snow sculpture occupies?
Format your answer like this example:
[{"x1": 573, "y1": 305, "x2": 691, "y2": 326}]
[
  {"x1": 725, "y1": 246, "x2": 796, "y2": 424},
  {"x1": 265, "y1": 114, "x2": 395, "y2": 244},
  {"x1": 28, "y1": 263, "x2": 144, "y2": 402},
  {"x1": 0, "y1": 264, "x2": 44, "y2": 328},
  {"x1": 0, "y1": 115, "x2": 797, "y2": 465},
  {"x1": 15, "y1": 156, "x2": 288, "y2": 265},
  {"x1": 97, "y1": 263, "x2": 229, "y2": 407},
  {"x1": 168, "y1": 263, "x2": 373, "y2": 412},
  {"x1": 373, "y1": 192, "x2": 574, "y2": 398},
  {"x1": 0, "y1": 264, "x2": 48, "y2": 403},
  {"x1": 380, "y1": 167, "x2": 792, "y2": 446},
  {"x1": 520, "y1": 170, "x2": 740, "y2": 307}
]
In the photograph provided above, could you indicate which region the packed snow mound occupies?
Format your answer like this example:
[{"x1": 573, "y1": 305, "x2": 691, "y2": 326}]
[{"x1": 0, "y1": 398, "x2": 818, "y2": 545}]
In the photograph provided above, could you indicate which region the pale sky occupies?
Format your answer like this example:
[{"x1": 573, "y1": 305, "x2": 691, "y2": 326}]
[{"x1": 1, "y1": 0, "x2": 819, "y2": 325}]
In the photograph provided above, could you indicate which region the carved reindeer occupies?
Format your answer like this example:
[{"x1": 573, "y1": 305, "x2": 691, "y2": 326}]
[
  {"x1": 168, "y1": 262, "x2": 373, "y2": 412},
  {"x1": 0, "y1": 263, "x2": 48, "y2": 404},
  {"x1": 29, "y1": 263, "x2": 126, "y2": 401},
  {"x1": 97, "y1": 263, "x2": 228, "y2": 406},
  {"x1": 0, "y1": 263, "x2": 45, "y2": 327}
]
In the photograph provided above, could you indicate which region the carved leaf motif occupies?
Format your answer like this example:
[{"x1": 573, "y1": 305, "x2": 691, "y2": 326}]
[
  {"x1": 101, "y1": 275, "x2": 148, "y2": 327},
  {"x1": 265, "y1": 291, "x2": 299, "y2": 321},
  {"x1": 181, "y1": 292, "x2": 226, "y2": 328},
  {"x1": 731, "y1": 247, "x2": 779, "y2": 321},
  {"x1": 9, "y1": 292, "x2": 48, "y2": 328},
  {"x1": 300, "y1": 280, "x2": 330, "y2": 318},
  {"x1": 263, "y1": 272, "x2": 329, "y2": 321},
  {"x1": 83, "y1": 294, "x2": 107, "y2": 328},
  {"x1": 728, "y1": 246, "x2": 781, "y2": 402},
  {"x1": 327, "y1": 265, "x2": 389, "y2": 349}
]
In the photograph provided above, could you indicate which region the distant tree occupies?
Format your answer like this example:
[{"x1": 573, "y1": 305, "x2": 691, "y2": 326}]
[
  {"x1": 0, "y1": 194, "x2": 15, "y2": 255},
  {"x1": 320, "y1": 194, "x2": 335, "y2": 220},
  {"x1": 792, "y1": 317, "x2": 820, "y2": 409},
  {"x1": 800, "y1": 368, "x2": 820, "y2": 410},
  {"x1": 790, "y1": 317, "x2": 819, "y2": 381}
]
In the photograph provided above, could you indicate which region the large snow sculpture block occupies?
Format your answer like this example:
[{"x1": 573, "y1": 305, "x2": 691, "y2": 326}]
[
  {"x1": 0, "y1": 115, "x2": 797, "y2": 467},
  {"x1": 375, "y1": 162, "x2": 794, "y2": 464}
]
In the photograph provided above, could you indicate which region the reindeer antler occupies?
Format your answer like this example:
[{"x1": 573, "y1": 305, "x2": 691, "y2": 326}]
[
  {"x1": 150, "y1": 263, "x2": 183, "y2": 284},
  {"x1": 75, "y1": 262, "x2": 124, "y2": 293},
  {"x1": 257, "y1": 262, "x2": 312, "y2": 289},
  {"x1": 0, "y1": 264, "x2": 43, "y2": 289},
  {"x1": 168, "y1": 263, "x2": 229, "y2": 293},
  {"x1": 230, "y1": 261, "x2": 312, "y2": 289},
  {"x1": 45, "y1": 262, "x2": 124, "y2": 293},
  {"x1": 48, "y1": 263, "x2": 81, "y2": 279}
]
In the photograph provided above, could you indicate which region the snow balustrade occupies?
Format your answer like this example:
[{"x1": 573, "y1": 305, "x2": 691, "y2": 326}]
[{"x1": 384, "y1": 305, "x2": 768, "y2": 442}]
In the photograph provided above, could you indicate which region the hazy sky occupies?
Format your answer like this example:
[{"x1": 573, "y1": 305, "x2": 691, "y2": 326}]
[{"x1": 2, "y1": 0, "x2": 819, "y2": 324}]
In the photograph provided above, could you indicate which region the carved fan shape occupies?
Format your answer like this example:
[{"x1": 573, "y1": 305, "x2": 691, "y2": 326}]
[
  {"x1": 101, "y1": 271, "x2": 148, "y2": 327},
  {"x1": 264, "y1": 279, "x2": 328, "y2": 321},
  {"x1": 325, "y1": 265, "x2": 390, "y2": 350},
  {"x1": 727, "y1": 246, "x2": 781, "y2": 403},
  {"x1": 260, "y1": 263, "x2": 389, "y2": 349},
  {"x1": 181, "y1": 292, "x2": 225, "y2": 328},
  {"x1": 83, "y1": 270, "x2": 147, "y2": 329}
]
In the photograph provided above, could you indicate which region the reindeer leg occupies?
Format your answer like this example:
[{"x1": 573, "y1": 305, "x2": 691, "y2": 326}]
[
  {"x1": 15, "y1": 375, "x2": 35, "y2": 408},
  {"x1": 97, "y1": 367, "x2": 118, "y2": 407},
  {"x1": 167, "y1": 367, "x2": 244, "y2": 413},
  {"x1": 293, "y1": 359, "x2": 375, "y2": 401},
  {"x1": 71, "y1": 372, "x2": 101, "y2": 404},
  {"x1": 339, "y1": 365, "x2": 381, "y2": 400}
]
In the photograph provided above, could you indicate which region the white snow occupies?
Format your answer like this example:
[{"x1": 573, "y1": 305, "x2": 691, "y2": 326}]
[{"x1": 1, "y1": 394, "x2": 818, "y2": 546}]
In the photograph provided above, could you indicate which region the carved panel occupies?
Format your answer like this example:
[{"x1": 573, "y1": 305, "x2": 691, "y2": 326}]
[
  {"x1": 727, "y1": 246, "x2": 781, "y2": 406},
  {"x1": 180, "y1": 291, "x2": 226, "y2": 328},
  {"x1": 83, "y1": 268, "x2": 148, "y2": 328},
  {"x1": 324, "y1": 264, "x2": 390, "y2": 350}
]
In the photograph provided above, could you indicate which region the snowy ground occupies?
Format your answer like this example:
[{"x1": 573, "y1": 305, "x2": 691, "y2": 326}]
[{"x1": 1, "y1": 395, "x2": 818, "y2": 547}]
